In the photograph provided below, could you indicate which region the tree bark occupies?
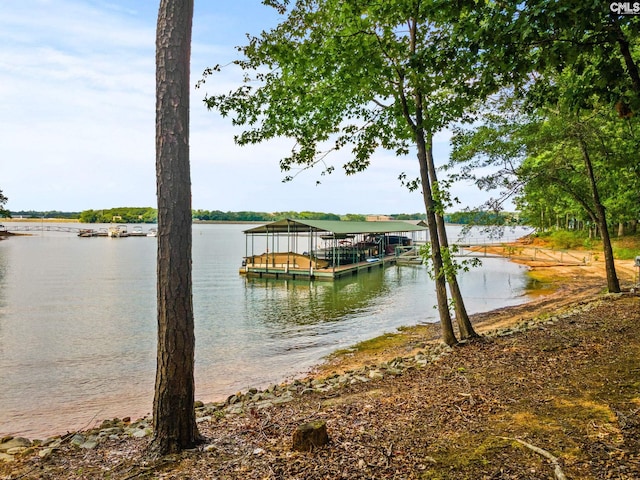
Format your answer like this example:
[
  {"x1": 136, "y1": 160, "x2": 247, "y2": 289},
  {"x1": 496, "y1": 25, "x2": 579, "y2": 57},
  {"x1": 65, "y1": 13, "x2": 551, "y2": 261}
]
[
  {"x1": 579, "y1": 138, "x2": 620, "y2": 293},
  {"x1": 415, "y1": 126, "x2": 457, "y2": 345},
  {"x1": 149, "y1": 0, "x2": 199, "y2": 456}
]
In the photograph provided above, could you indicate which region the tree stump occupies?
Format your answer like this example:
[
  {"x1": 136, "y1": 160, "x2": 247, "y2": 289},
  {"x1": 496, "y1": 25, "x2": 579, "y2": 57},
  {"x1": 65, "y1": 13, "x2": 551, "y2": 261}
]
[{"x1": 291, "y1": 420, "x2": 329, "y2": 451}]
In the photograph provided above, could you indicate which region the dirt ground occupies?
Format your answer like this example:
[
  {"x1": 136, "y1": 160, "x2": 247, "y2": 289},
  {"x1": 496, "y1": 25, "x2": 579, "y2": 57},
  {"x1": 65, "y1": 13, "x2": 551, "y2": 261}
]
[{"x1": 1, "y1": 242, "x2": 639, "y2": 479}]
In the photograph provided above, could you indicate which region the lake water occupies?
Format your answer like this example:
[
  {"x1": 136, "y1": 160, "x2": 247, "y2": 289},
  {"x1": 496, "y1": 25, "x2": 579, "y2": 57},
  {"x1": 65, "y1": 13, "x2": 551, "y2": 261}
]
[{"x1": 0, "y1": 222, "x2": 532, "y2": 439}]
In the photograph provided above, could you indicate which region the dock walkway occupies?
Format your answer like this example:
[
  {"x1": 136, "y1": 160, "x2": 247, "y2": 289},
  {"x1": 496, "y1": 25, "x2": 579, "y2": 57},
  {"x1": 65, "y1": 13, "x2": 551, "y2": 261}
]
[{"x1": 241, "y1": 255, "x2": 396, "y2": 280}]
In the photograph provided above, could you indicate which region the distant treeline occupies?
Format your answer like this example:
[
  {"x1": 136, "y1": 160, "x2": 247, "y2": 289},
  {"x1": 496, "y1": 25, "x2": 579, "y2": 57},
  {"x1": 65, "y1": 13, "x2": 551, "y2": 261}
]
[
  {"x1": 10, "y1": 208, "x2": 517, "y2": 225},
  {"x1": 77, "y1": 209, "x2": 428, "y2": 223},
  {"x1": 444, "y1": 211, "x2": 518, "y2": 225},
  {"x1": 192, "y1": 210, "x2": 427, "y2": 222},
  {"x1": 10, "y1": 210, "x2": 81, "y2": 219},
  {"x1": 78, "y1": 208, "x2": 158, "y2": 223},
  {"x1": 193, "y1": 210, "x2": 341, "y2": 222}
]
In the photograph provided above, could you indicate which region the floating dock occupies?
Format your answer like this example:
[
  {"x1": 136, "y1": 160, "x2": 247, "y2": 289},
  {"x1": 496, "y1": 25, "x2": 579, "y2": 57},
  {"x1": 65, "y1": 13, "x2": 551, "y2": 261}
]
[
  {"x1": 1, "y1": 224, "x2": 157, "y2": 237},
  {"x1": 79, "y1": 225, "x2": 157, "y2": 237}
]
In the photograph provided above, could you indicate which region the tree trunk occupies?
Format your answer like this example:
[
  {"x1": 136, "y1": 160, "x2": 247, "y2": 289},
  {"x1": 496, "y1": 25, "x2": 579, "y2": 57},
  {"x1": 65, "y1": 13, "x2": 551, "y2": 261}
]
[
  {"x1": 579, "y1": 138, "x2": 620, "y2": 293},
  {"x1": 416, "y1": 130, "x2": 457, "y2": 346},
  {"x1": 424, "y1": 138, "x2": 478, "y2": 340},
  {"x1": 149, "y1": 0, "x2": 199, "y2": 457}
]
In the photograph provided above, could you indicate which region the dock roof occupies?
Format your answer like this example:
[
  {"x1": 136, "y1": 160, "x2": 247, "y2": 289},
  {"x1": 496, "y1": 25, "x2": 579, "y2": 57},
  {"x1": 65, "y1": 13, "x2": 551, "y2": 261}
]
[{"x1": 243, "y1": 219, "x2": 427, "y2": 235}]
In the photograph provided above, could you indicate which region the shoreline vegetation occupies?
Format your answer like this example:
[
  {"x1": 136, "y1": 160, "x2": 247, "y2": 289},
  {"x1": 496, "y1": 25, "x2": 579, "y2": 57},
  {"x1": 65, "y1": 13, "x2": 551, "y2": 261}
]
[{"x1": 1, "y1": 238, "x2": 640, "y2": 478}]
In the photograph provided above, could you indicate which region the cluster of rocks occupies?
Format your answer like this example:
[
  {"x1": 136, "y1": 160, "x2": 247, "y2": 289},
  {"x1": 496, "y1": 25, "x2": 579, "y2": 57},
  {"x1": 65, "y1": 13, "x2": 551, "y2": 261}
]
[
  {"x1": 205, "y1": 340, "x2": 455, "y2": 418},
  {"x1": 0, "y1": 417, "x2": 153, "y2": 462},
  {"x1": 484, "y1": 295, "x2": 607, "y2": 340},
  {"x1": 2, "y1": 296, "x2": 607, "y2": 463}
]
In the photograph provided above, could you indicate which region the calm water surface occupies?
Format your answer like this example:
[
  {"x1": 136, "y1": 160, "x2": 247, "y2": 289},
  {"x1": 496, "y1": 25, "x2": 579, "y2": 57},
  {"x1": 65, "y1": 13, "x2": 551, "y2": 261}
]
[{"x1": 0, "y1": 223, "x2": 531, "y2": 438}]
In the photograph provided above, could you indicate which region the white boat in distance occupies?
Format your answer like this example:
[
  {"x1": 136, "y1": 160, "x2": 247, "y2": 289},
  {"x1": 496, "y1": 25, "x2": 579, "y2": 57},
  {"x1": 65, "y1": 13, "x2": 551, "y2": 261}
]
[{"x1": 108, "y1": 225, "x2": 128, "y2": 238}]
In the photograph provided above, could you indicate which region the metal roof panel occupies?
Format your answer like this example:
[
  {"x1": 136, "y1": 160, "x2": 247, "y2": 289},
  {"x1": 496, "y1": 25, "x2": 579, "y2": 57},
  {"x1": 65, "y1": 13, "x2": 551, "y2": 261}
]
[{"x1": 243, "y1": 218, "x2": 427, "y2": 235}]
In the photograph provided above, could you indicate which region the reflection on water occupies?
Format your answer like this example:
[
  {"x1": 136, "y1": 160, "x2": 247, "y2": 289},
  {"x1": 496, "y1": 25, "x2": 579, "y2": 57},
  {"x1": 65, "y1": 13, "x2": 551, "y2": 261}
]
[
  {"x1": 244, "y1": 268, "x2": 388, "y2": 326},
  {"x1": 0, "y1": 223, "x2": 532, "y2": 439}
]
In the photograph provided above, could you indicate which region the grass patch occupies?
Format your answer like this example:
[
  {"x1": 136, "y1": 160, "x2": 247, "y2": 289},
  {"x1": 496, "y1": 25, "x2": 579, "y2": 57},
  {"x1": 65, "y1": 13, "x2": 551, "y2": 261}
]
[
  {"x1": 426, "y1": 434, "x2": 512, "y2": 471},
  {"x1": 613, "y1": 246, "x2": 639, "y2": 260},
  {"x1": 554, "y1": 398, "x2": 617, "y2": 422},
  {"x1": 348, "y1": 332, "x2": 403, "y2": 354},
  {"x1": 537, "y1": 230, "x2": 589, "y2": 249},
  {"x1": 611, "y1": 233, "x2": 640, "y2": 259},
  {"x1": 534, "y1": 230, "x2": 640, "y2": 260},
  {"x1": 502, "y1": 411, "x2": 564, "y2": 436},
  {"x1": 327, "y1": 331, "x2": 403, "y2": 359}
]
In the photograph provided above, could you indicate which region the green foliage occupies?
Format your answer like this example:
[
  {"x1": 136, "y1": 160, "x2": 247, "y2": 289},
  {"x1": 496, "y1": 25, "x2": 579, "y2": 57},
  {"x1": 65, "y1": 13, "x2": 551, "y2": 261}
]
[
  {"x1": 544, "y1": 230, "x2": 588, "y2": 250},
  {"x1": 537, "y1": 230, "x2": 640, "y2": 260},
  {"x1": 33, "y1": 208, "x2": 429, "y2": 224},
  {"x1": 444, "y1": 211, "x2": 513, "y2": 226},
  {"x1": 609, "y1": 233, "x2": 640, "y2": 260},
  {"x1": 456, "y1": 1, "x2": 640, "y2": 113},
  {"x1": 341, "y1": 213, "x2": 366, "y2": 222},
  {"x1": 199, "y1": 0, "x2": 489, "y2": 186},
  {"x1": 297, "y1": 211, "x2": 340, "y2": 221},
  {"x1": 612, "y1": 246, "x2": 638, "y2": 260},
  {"x1": 0, "y1": 190, "x2": 6, "y2": 206},
  {"x1": 418, "y1": 242, "x2": 482, "y2": 281},
  {"x1": 391, "y1": 213, "x2": 426, "y2": 221},
  {"x1": 447, "y1": 1, "x2": 640, "y2": 225},
  {"x1": 192, "y1": 209, "x2": 272, "y2": 222},
  {"x1": 0, "y1": 189, "x2": 11, "y2": 218},
  {"x1": 79, "y1": 207, "x2": 157, "y2": 223},
  {"x1": 452, "y1": 97, "x2": 640, "y2": 233},
  {"x1": 192, "y1": 210, "x2": 341, "y2": 222}
]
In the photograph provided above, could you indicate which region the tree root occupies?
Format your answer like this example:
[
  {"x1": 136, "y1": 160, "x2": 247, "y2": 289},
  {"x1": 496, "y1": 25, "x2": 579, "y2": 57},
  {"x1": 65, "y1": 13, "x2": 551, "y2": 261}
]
[{"x1": 500, "y1": 436, "x2": 568, "y2": 480}]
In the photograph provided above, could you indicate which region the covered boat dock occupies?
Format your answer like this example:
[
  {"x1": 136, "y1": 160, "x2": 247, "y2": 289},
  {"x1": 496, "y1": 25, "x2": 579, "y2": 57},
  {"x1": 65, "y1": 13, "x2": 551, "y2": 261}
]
[{"x1": 241, "y1": 219, "x2": 427, "y2": 280}]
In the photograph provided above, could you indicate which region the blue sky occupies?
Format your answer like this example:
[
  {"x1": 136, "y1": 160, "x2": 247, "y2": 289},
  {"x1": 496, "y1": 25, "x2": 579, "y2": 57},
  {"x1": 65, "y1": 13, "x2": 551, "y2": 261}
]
[{"x1": 1, "y1": 0, "x2": 484, "y2": 215}]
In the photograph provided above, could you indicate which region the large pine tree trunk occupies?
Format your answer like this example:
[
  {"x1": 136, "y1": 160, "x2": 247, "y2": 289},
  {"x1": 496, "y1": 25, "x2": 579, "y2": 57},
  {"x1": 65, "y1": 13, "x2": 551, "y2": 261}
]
[{"x1": 149, "y1": 0, "x2": 199, "y2": 457}]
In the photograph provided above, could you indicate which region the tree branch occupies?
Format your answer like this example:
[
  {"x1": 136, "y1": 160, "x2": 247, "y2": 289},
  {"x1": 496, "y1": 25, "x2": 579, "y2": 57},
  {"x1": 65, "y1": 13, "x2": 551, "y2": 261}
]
[{"x1": 499, "y1": 436, "x2": 567, "y2": 480}]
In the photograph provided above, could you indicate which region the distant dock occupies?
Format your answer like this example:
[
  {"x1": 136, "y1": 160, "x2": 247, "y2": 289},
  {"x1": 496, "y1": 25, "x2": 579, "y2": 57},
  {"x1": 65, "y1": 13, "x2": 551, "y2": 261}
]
[{"x1": 0, "y1": 224, "x2": 157, "y2": 237}]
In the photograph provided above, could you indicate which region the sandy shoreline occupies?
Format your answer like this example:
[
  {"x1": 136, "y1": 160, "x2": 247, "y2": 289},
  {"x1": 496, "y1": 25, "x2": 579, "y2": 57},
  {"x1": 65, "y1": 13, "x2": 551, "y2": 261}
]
[{"x1": 312, "y1": 241, "x2": 638, "y2": 377}]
